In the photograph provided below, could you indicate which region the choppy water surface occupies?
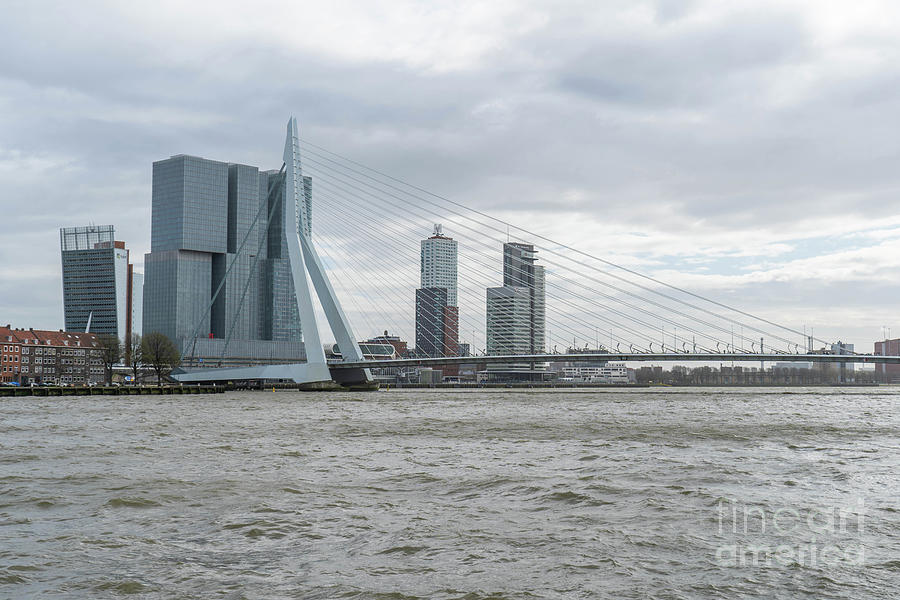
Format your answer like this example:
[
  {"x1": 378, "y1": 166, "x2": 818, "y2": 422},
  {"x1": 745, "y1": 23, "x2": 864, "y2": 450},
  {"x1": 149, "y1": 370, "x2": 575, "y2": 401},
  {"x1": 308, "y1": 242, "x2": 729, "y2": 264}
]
[{"x1": 1, "y1": 388, "x2": 898, "y2": 599}]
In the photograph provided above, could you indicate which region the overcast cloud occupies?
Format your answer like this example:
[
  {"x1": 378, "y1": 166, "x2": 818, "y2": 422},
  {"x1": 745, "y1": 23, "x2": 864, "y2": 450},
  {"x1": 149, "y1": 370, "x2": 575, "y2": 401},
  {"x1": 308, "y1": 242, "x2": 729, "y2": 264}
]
[{"x1": 2, "y1": 0, "x2": 900, "y2": 349}]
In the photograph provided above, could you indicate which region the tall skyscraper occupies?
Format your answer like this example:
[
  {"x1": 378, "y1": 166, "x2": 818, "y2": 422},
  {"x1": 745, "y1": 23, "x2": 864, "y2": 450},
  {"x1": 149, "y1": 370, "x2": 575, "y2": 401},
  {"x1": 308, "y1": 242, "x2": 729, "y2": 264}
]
[
  {"x1": 502, "y1": 242, "x2": 545, "y2": 353},
  {"x1": 415, "y1": 225, "x2": 459, "y2": 358},
  {"x1": 142, "y1": 154, "x2": 311, "y2": 361},
  {"x1": 420, "y1": 224, "x2": 457, "y2": 306},
  {"x1": 485, "y1": 242, "x2": 547, "y2": 380},
  {"x1": 60, "y1": 225, "x2": 143, "y2": 342}
]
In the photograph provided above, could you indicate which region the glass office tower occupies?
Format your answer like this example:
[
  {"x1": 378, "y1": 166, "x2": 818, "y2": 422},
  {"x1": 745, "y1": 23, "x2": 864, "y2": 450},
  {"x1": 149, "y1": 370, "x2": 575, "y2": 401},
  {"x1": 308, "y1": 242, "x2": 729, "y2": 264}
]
[
  {"x1": 142, "y1": 154, "x2": 311, "y2": 363},
  {"x1": 60, "y1": 225, "x2": 142, "y2": 341},
  {"x1": 485, "y1": 285, "x2": 531, "y2": 355},
  {"x1": 502, "y1": 242, "x2": 546, "y2": 354}
]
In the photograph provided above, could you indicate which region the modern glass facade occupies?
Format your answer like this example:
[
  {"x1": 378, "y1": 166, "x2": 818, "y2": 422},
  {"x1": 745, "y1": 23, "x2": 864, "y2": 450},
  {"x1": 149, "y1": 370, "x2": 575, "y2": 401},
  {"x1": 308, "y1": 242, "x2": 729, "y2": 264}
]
[
  {"x1": 151, "y1": 156, "x2": 228, "y2": 254},
  {"x1": 60, "y1": 225, "x2": 141, "y2": 342},
  {"x1": 486, "y1": 286, "x2": 532, "y2": 355},
  {"x1": 261, "y1": 170, "x2": 305, "y2": 342},
  {"x1": 131, "y1": 272, "x2": 143, "y2": 338},
  {"x1": 143, "y1": 154, "x2": 309, "y2": 362},
  {"x1": 415, "y1": 287, "x2": 449, "y2": 357},
  {"x1": 502, "y1": 242, "x2": 546, "y2": 354}
]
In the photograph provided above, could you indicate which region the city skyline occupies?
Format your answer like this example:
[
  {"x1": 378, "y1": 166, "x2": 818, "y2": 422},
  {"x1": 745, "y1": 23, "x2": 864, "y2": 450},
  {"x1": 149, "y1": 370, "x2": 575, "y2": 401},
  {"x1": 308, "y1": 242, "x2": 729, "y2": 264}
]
[
  {"x1": 3, "y1": 117, "x2": 896, "y2": 359},
  {"x1": 4, "y1": 2, "x2": 900, "y2": 352}
]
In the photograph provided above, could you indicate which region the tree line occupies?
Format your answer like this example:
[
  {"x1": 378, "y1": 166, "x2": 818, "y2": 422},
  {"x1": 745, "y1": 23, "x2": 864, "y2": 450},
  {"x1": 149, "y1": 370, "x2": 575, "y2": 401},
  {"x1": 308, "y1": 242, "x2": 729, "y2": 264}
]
[{"x1": 95, "y1": 332, "x2": 180, "y2": 385}]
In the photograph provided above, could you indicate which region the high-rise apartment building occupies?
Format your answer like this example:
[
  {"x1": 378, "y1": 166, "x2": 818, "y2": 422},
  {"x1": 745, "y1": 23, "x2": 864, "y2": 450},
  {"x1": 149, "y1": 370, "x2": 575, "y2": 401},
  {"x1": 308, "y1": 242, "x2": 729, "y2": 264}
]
[
  {"x1": 483, "y1": 241, "x2": 549, "y2": 381},
  {"x1": 142, "y1": 154, "x2": 312, "y2": 362},
  {"x1": 60, "y1": 225, "x2": 143, "y2": 342},
  {"x1": 501, "y1": 242, "x2": 545, "y2": 354},
  {"x1": 415, "y1": 225, "x2": 459, "y2": 358},
  {"x1": 485, "y1": 286, "x2": 531, "y2": 355},
  {"x1": 420, "y1": 224, "x2": 457, "y2": 306}
]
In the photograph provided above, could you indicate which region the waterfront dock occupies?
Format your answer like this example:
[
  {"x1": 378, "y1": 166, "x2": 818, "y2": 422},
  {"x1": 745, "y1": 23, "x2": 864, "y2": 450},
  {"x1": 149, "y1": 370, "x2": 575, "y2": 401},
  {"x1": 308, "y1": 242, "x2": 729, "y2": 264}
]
[{"x1": 0, "y1": 385, "x2": 226, "y2": 397}]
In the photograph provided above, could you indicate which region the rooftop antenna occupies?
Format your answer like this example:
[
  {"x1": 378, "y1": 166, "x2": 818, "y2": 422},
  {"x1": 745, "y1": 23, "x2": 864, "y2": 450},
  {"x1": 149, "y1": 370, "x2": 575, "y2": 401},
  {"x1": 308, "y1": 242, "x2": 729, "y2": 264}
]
[
  {"x1": 85, "y1": 311, "x2": 92, "y2": 333},
  {"x1": 433, "y1": 223, "x2": 442, "y2": 236}
]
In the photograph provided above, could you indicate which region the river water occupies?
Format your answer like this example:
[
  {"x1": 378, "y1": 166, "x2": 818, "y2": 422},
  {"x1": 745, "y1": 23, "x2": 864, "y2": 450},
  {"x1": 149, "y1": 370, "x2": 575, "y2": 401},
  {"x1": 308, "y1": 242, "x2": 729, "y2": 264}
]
[{"x1": 1, "y1": 388, "x2": 898, "y2": 598}]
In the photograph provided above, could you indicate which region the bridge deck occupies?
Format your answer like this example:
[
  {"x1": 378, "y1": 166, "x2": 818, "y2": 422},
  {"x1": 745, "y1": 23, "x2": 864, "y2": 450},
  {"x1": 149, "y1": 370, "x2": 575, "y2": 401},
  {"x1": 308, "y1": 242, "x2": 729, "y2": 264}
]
[{"x1": 331, "y1": 353, "x2": 900, "y2": 369}]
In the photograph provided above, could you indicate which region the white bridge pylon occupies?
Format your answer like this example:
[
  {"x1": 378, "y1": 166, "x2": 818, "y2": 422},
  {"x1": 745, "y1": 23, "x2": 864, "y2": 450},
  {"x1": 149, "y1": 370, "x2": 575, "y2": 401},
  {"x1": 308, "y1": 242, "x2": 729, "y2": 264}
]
[{"x1": 173, "y1": 117, "x2": 372, "y2": 386}]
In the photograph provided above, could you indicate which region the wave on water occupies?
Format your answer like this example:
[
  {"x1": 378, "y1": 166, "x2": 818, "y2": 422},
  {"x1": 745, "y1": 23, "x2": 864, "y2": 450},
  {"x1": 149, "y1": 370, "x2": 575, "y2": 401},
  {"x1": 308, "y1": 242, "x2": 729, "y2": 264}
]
[
  {"x1": 1, "y1": 389, "x2": 897, "y2": 598},
  {"x1": 105, "y1": 497, "x2": 162, "y2": 508}
]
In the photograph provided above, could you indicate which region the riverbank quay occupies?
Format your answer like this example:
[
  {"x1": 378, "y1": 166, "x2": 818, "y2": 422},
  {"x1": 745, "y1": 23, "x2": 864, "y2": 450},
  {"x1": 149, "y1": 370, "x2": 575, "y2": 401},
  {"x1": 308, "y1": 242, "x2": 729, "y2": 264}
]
[
  {"x1": 2, "y1": 381, "x2": 880, "y2": 397},
  {"x1": 0, "y1": 385, "x2": 226, "y2": 397},
  {"x1": 394, "y1": 382, "x2": 647, "y2": 389},
  {"x1": 388, "y1": 382, "x2": 878, "y2": 389}
]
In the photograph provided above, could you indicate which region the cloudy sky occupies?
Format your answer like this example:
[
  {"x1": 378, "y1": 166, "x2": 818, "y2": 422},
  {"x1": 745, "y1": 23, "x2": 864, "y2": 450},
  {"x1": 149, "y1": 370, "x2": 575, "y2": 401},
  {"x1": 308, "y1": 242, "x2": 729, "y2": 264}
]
[{"x1": 2, "y1": 0, "x2": 900, "y2": 350}]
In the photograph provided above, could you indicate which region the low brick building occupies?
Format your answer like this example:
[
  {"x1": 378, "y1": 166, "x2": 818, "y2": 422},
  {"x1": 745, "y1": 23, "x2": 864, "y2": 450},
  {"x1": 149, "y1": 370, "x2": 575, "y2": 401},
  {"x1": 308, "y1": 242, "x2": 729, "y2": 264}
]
[{"x1": 0, "y1": 325, "x2": 104, "y2": 386}]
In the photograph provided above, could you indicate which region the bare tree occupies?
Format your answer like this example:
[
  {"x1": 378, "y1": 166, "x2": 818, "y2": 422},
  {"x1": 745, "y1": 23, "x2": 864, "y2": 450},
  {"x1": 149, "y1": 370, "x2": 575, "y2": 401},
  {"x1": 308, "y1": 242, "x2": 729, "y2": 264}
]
[
  {"x1": 127, "y1": 333, "x2": 143, "y2": 384},
  {"x1": 141, "y1": 332, "x2": 180, "y2": 385},
  {"x1": 97, "y1": 334, "x2": 122, "y2": 385}
]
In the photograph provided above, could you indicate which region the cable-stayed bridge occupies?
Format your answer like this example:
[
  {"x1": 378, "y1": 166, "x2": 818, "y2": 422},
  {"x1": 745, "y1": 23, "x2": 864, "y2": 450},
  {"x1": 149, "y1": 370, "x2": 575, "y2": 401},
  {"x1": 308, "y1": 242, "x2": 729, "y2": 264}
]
[
  {"x1": 330, "y1": 353, "x2": 900, "y2": 371},
  {"x1": 172, "y1": 117, "x2": 898, "y2": 385}
]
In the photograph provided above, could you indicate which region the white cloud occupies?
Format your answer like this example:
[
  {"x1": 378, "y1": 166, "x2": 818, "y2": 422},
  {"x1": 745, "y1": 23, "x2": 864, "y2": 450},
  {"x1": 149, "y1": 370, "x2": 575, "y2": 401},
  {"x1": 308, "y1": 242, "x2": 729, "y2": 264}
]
[{"x1": 106, "y1": 0, "x2": 549, "y2": 73}]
